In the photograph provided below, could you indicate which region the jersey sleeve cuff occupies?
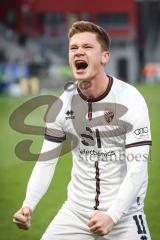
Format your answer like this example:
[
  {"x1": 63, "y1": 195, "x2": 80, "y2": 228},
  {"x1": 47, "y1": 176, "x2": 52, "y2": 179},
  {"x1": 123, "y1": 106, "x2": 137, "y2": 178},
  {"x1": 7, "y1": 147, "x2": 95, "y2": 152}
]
[
  {"x1": 22, "y1": 201, "x2": 36, "y2": 212},
  {"x1": 106, "y1": 208, "x2": 122, "y2": 224}
]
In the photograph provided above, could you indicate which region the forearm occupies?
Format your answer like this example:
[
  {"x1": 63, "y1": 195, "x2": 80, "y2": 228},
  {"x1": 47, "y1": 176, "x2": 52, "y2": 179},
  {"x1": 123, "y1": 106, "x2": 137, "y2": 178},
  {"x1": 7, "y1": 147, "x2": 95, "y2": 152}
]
[
  {"x1": 107, "y1": 145, "x2": 149, "y2": 223},
  {"x1": 22, "y1": 139, "x2": 62, "y2": 211}
]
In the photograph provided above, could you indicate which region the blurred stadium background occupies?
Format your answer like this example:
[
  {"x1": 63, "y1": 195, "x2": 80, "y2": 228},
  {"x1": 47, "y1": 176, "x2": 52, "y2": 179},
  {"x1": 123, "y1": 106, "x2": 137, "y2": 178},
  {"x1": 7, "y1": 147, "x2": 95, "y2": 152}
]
[{"x1": 0, "y1": 0, "x2": 160, "y2": 239}]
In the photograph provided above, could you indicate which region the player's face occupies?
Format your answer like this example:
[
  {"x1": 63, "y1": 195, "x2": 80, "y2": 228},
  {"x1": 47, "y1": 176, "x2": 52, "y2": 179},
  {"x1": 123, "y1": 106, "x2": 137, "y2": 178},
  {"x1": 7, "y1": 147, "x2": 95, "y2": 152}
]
[{"x1": 69, "y1": 32, "x2": 110, "y2": 82}]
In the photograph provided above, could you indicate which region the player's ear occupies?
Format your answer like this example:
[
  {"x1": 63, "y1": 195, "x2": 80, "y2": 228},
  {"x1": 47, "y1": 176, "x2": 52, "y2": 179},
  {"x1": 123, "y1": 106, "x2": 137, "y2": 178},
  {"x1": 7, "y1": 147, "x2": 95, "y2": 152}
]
[{"x1": 101, "y1": 51, "x2": 110, "y2": 65}]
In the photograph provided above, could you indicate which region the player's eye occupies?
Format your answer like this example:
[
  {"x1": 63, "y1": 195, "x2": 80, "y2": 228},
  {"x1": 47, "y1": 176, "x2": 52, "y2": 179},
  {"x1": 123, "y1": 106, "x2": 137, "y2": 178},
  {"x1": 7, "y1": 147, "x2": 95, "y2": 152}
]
[
  {"x1": 84, "y1": 45, "x2": 92, "y2": 49},
  {"x1": 70, "y1": 46, "x2": 78, "y2": 50}
]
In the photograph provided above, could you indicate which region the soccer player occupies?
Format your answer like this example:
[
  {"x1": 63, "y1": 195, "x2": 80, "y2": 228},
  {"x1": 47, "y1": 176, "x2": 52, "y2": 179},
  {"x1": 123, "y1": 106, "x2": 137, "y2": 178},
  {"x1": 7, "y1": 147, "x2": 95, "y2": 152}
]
[{"x1": 13, "y1": 21, "x2": 152, "y2": 240}]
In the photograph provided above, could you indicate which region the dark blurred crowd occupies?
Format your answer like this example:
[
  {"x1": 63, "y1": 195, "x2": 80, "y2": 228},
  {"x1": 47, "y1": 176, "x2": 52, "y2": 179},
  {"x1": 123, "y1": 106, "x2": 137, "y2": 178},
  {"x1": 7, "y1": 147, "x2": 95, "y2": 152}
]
[{"x1": 0, "y1": 23, "x2": 71, "y2": 95}]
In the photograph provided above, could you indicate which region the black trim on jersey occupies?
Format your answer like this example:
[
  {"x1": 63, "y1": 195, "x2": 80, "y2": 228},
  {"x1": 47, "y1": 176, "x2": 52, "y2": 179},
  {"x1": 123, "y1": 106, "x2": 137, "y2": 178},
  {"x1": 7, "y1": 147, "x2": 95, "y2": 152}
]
[
  {"x1": 77, "y1": 75, "x2": 113, "y2": 102},
  {"x1": 44, "y1": 134, "x2": 66, "y2": 143},
  {"x1": 94, "y1": 161, "x2": 100, "y2": 210},
  {"x1": 125, "y1": 140, "x2": 152, "y2": 149},
  {"x1": 88, "y1": 102, "x2": 92, "y2": 120}
]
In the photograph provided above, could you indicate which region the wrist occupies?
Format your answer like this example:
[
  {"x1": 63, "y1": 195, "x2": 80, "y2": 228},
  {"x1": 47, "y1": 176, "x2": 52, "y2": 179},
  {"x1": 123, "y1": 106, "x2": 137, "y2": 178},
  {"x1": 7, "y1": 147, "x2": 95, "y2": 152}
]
[
  {"x1": 22, "y1": 205, "x2": 33, "y2": 215},
  {"x1": 106, "y1": 210, "x2": 119, "y2": 224}
]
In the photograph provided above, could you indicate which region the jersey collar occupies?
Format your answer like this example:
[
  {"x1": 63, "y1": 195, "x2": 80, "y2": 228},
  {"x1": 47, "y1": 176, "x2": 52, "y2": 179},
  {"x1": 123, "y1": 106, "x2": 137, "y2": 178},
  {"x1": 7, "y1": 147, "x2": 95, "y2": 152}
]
[{"x1": 77, "y1": 75, "x2": 113, "y2": 102}]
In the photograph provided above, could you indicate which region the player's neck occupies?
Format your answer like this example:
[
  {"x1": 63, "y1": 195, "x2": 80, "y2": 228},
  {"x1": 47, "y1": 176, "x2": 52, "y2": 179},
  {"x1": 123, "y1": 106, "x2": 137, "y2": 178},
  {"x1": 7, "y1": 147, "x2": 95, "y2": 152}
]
[{"x1": 78, "y1": 74, "x2": 109, "y2": 100}]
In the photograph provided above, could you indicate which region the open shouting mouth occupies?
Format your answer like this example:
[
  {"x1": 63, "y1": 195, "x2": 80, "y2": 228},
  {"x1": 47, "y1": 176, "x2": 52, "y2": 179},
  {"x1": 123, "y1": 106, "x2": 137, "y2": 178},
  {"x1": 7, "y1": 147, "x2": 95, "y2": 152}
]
[{"x1": 75, "y1": 60, "x2": 88, "y2": 70}]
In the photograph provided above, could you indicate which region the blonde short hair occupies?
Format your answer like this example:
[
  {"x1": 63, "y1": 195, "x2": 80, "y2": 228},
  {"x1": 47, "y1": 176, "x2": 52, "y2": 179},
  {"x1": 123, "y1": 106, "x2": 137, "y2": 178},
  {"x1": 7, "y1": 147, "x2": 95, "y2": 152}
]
[{"x1": 68, "y1": 20, "x2": 111, "y2": 51}]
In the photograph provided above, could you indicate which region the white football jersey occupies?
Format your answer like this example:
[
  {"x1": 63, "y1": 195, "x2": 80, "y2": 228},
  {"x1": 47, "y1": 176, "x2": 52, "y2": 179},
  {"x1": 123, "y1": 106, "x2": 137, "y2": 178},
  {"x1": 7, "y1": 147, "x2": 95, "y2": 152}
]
[{"x1": 44, "y1": 76, "x2": 152, "y2": 218}]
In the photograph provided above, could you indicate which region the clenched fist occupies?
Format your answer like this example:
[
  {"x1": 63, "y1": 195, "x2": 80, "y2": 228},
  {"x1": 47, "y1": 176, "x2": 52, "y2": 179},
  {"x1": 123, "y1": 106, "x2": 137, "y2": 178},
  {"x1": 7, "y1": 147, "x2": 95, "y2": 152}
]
[
  {"x1": 13, "y1": 206, "x2": 32, "y2": 230},
  {"x1": 88, "y1": 211, "x2": 115, "y2": 236}
]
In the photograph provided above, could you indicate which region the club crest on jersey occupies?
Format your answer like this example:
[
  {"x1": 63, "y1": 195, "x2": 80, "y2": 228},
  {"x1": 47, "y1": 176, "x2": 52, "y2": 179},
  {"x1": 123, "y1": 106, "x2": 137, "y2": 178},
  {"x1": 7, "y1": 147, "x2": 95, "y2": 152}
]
[
  {"x1": 65, "y1": 110, "x2": 75, "y2": 120},
  {"x1": 104, "y1": 111, "x2": 114, "y2": 123}
]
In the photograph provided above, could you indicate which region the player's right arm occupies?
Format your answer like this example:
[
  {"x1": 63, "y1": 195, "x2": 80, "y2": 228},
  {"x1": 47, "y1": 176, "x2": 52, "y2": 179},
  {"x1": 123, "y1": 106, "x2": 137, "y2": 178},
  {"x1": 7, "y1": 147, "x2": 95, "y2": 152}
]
[
  {"x1": 13, "y1": 138, "x2": 63, "y2": 230},
  {"x1": 13, "y1": 94, "x2": 66, "y2": 230}
]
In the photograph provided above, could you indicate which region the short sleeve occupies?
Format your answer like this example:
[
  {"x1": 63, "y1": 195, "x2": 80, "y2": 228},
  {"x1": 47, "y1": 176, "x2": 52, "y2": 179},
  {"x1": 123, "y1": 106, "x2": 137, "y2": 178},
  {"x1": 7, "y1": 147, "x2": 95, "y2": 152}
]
[{"x1": 124, "y1": 91, "x2": 152, "y2": 149}]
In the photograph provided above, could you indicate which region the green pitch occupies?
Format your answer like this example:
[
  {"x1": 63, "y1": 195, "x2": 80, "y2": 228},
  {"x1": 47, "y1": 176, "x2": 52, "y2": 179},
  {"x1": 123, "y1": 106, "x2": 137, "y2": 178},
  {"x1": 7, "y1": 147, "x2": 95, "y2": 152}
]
[{"x1": 0, "y1": 84, "x2": 159, "y2": 240}]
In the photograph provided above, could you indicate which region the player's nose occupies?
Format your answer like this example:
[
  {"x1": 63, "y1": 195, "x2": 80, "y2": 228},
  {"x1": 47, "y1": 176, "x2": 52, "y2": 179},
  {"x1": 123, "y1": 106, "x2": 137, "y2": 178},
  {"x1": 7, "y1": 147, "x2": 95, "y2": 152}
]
[{"x1": 75, "y1": 47, "x2": 85, "y2": 56}]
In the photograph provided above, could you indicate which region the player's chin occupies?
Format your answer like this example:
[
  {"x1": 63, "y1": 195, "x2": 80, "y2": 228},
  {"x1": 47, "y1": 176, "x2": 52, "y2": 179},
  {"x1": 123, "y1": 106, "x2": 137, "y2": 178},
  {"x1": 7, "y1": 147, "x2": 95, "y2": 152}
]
[
  {"x1": 74, "y1": 73, "x2": 89, "y2": 82},
  {"x1": 73, "y1": 72, "x2": 86, "y2": 79}
]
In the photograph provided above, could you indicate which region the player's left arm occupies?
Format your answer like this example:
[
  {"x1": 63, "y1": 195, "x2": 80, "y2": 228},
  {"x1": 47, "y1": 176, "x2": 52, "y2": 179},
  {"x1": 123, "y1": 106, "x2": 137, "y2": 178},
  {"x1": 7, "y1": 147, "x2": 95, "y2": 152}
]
[
  {"x1": 106, "y1": 144, "x2": 150, "y2": 224},
  {"x1": 88, "y1": 88, "x2": 152, "y2": 235},
  {"x1": 88, "y1": 145, "x2": 150, "y2": 236},
  {"x1": 105, "y1": 89, "x2": 152, "y2": 224}
]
